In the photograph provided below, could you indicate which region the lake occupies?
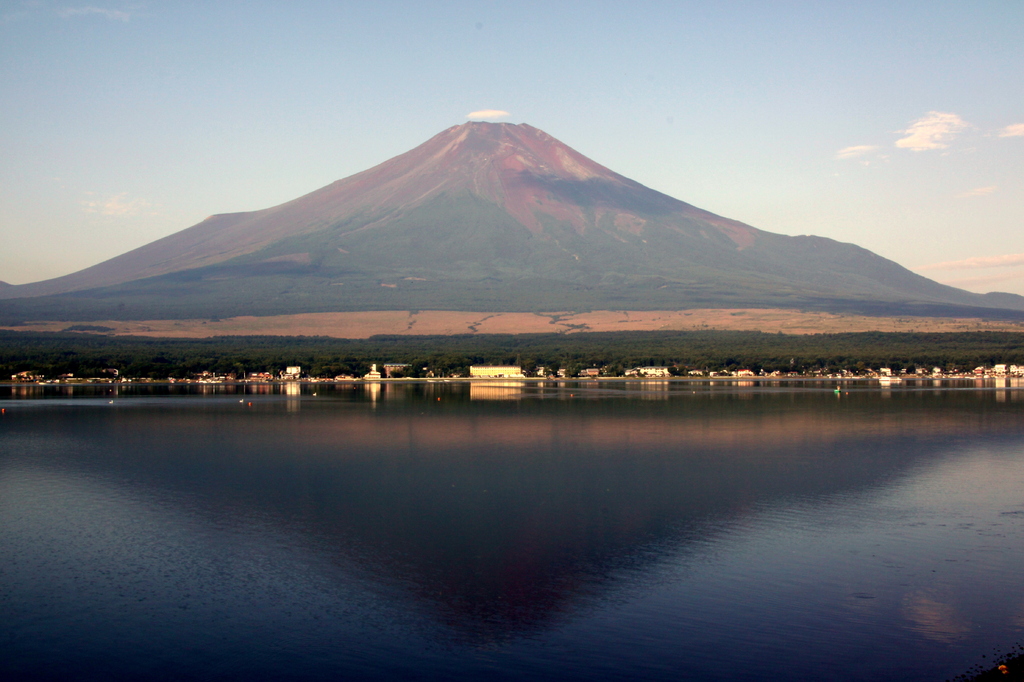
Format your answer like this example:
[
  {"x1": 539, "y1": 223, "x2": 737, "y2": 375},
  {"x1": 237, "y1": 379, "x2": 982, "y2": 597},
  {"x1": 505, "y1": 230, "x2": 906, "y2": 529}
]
[{"x1": 2, "y1": 379, "x2": 1024, "y2": 681}]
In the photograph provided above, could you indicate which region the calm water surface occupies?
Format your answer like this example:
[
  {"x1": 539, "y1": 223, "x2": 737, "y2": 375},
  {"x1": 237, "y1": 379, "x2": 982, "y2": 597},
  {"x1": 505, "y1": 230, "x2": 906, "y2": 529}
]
[{"x1": 2, "y1": 380, "x2": 1024, "y2": 681}]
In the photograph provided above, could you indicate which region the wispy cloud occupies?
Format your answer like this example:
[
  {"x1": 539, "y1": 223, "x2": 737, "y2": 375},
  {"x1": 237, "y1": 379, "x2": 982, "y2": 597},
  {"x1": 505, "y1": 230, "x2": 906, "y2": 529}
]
[
  {"x1": 998, "y1": 123, "x2": 1024, "y2": 138},
  {"x1": 895, "y1": 111, "x2": 970, "y2": 151},
  {"x1": 956, "y1": 186, "x2": 997, "y2": 199},
  {"x1": 58, "y1": 6, "x2": 131, "y2": 22},
  {"x1": 936, "y1": 272, "x2": 1024, "y2": 290},
  {"x1": 81, "y1": 192, "x2": 155, "y2": 216},
  {"x1": 835, "y1": 145, "x2": 879, "y2": 160},
  {"x1": 466, "y1": 109, "x2": 510, "y2": 120},
  {"x1": 917, "y1": 252, "x2": 1024, "y2": 271},
  {"x1": 1, "y1": 8, "x2": 28, "y2": 23}
]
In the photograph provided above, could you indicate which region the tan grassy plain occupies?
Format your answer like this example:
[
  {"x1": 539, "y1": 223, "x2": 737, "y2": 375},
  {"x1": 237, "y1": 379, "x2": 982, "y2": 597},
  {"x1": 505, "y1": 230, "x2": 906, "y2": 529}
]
[{"x1": 4, "y1": 308, "x2": 1024, "y2": 338}]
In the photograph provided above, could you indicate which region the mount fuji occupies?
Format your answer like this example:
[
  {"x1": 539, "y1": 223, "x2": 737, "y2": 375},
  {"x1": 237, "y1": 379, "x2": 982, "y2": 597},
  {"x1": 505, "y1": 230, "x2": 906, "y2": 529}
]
[{"x1": 3, "y1": 122, "x2": 1022, "y2": 322}]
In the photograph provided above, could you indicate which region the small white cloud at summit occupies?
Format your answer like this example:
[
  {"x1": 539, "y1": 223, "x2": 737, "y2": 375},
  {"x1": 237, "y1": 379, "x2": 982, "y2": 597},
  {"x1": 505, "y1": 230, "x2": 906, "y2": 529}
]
[
  {"x1": 895, "y1": 111, "x2": 970, "y2": 151},
  {"x1": 466, "y1": 110, "x2": 510, "y2": 121},
  {"x1": 81, "y1": 192, "x2": 156, "y2": 216},
  {"x1": 998, "y1": 123, "x2": 1024, "y2": 138}
]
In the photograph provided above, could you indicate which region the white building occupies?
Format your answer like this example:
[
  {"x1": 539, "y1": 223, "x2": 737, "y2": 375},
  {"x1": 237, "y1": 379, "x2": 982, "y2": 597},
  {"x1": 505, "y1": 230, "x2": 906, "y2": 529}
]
[
  {"x1": 469, "y1": 365, "x2": 525, "y2": 378},
  {"x1": 625, "y1": 366, "x2": 671, "y2": 377},
  {"x1": 382, "y1": 363, "x2": 410, "y2": 378}
]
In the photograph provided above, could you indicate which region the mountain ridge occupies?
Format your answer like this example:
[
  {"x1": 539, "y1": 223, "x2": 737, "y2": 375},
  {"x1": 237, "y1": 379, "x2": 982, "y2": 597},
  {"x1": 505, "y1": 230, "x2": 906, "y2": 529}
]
[{"x1": 2, "y1": 122, "x2": 1023, "y2": 321}]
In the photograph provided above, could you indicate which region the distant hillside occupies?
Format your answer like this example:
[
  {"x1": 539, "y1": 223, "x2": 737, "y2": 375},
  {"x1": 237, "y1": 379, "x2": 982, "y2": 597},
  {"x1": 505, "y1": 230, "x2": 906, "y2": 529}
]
[{"x1": 3, "y1": 122, "x2": 1023, "y2": 322}]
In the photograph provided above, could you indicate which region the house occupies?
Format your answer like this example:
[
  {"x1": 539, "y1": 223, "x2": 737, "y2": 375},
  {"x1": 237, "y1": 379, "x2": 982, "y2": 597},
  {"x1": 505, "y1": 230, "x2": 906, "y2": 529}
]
[
  {"x1": 281, "y1": 366, "x2": 302, "y2": 380},
  {"x1": 364, "y1": 364, "x2": 383, "y2": 380}
]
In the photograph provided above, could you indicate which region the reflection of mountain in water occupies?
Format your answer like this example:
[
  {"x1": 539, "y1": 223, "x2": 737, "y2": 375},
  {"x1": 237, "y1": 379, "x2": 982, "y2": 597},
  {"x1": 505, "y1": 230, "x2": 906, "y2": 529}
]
[{"x1": 15, "y1": 386, "x2": 1024, "y2": 641}]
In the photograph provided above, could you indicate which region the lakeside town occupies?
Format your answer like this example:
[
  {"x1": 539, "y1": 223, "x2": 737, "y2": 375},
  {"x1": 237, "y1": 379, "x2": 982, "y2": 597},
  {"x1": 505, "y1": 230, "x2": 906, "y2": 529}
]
[{"x1": 9, "y1": 362, "x2": 1024, "y2": 385}]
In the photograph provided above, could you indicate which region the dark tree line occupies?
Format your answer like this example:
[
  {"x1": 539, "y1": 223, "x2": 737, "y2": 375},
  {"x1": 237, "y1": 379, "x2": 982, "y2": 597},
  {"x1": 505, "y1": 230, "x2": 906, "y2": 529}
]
[{"x1": 1, "y1": 329, "x2": 1022, "y2": 379}]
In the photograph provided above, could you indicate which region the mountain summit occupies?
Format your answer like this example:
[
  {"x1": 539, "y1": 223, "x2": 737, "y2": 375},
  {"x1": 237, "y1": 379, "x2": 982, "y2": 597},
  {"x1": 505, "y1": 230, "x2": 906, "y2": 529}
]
[{"x1": 2, "y1": 122, "x2": 1023, "y2": 321}]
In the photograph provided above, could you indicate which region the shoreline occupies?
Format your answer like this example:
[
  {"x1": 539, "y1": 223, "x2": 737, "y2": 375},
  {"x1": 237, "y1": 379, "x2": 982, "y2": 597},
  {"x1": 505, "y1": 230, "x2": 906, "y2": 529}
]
[{"x1": 4, "y1": 375, "x2": 1022, "y2": 387}]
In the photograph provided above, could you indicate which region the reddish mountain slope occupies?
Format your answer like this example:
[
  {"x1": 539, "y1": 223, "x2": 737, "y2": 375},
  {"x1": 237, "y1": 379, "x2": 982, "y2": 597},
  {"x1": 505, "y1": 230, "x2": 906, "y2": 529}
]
[
  {"x1": 2, "y1": 122, "x2": 1022, "y2": 320},
  {"x1": 3, "y1": 123, "x2": 758, "y2": 298}
]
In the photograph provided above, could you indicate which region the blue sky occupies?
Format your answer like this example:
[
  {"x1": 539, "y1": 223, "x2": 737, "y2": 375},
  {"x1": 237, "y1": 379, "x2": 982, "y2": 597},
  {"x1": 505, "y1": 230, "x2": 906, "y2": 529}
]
[{"x1": 2, "y1": 1, "x2": 1022, "y2": 294}]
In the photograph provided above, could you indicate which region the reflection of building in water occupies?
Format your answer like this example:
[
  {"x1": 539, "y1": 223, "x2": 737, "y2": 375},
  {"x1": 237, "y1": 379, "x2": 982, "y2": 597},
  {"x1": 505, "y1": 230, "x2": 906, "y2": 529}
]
[
  {"x1": 639, "y1": 381, "x2": 670, "y2": 400},
  {"x1": 12, "y1": 384, "x2": 45, "y2": 398},
  {"x1": 994, "y1": 377, "x2": 1023, "y2": 402},
  {"x1": 470, "y1": 365, "x2": 525, "y2": 378},
  {"x1": 285, "y1": 381, "x2": 301, "y2": 411},
  {"x1": 470, "y1": 382, "x2": 527, "y2": 400},
  {"x1": 622, "y1": 381, "x2": 670, "y2": 400},
  {"x1": 364, "y1": 381, "x2": 381, "y2": 402}
]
